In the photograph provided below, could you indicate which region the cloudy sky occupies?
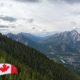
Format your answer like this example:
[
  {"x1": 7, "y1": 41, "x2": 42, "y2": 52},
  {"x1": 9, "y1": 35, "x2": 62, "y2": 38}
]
[{"x1": 0, "y1": 0, "x2": 80, "y2": 36}]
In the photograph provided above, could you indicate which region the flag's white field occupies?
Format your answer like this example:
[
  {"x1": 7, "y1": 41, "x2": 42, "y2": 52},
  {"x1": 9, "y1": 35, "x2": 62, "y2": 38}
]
[{"x1": 0, "y1": 63, "x2": 17, "y2": 75}]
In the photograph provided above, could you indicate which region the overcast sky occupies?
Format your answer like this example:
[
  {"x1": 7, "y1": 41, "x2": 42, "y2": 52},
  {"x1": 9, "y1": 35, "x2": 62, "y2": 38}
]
[{"x1": 0, "y1": 0, "x2": 80, "y2": 36}]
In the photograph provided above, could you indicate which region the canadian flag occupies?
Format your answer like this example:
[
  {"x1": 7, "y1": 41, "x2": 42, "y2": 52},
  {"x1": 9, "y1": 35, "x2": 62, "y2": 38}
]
[{"x1": 0, "y1": 63, "x2": 17, "y2": 75}]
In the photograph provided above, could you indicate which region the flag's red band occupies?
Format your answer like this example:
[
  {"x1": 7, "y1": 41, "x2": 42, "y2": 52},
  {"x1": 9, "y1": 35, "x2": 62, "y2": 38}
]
[{"x1": 11, "y1": 65, "x2": 17, "y2": 73}]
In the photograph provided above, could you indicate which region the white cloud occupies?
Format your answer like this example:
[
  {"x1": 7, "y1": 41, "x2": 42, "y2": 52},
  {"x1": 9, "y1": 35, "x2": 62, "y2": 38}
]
[{"x1": 0, "y1": 0, "x2": 80, "y2": 36}]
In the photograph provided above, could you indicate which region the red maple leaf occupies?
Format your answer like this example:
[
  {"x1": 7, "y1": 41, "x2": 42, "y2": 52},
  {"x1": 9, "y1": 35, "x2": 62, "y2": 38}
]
[{"x1": 0, "y1": 64, "x2": 10, "y2": 72}]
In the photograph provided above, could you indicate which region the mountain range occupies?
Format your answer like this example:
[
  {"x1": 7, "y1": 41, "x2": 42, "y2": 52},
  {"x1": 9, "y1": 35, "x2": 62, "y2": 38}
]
[
  {"x1": 6, "y1": 30, "x2": 80, "y2": 55},
  {"x1": 6, "y1": 30, "x2": 80, "y2": 76},
  {"x1": 6, "y1": 33, "x2": 40, "y2": 49},
  {"x1": 0, "y1": 33, "x2": 80, "y2": 80},
  {"x1": 17, "y1": 32, "x2": 45, "y2": 42},
  {"x1": 41, "y1": 30, "x2": 80, "y2": 47}
]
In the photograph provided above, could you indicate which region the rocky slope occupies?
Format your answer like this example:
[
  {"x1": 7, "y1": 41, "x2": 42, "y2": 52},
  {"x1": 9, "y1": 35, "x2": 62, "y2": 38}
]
[{"x1": 41, "y1": 30, "x2": 80, "y2": 47}]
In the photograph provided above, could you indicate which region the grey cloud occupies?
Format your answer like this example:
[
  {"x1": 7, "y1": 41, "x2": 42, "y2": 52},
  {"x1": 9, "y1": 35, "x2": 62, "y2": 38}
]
[
  {"x1": 0, "y1": 29, "x2": 9, "y2": 31},
  {"x1": 0, "y1": 25, "x2": 9, "y2": 28},
  {"x1": 42, "y1": 30, "x2": 47, "y2": 33},
  {"x1": 32, "y1": 27, "x2": 35, "y2": 29},
  {"x1": 0, "y1": 3, "x2": 4, "y2": 7},
  {"x1": 70, "y1": 21, "x2": 77, "y2": 25},
  {"x1": 63, "y1": 0, "x2": 80, "y2": 4},
  {"x1": 22, "y1": 18, "x2": 34, "y2": 23},
  {"x1": 10, "y1": 4, "x2": 12, "y2": 8},
  {"x1": 49, "y1": 0, "x2": 80, "y2": 4},
  {"x1": 11, "y1": 26, "x2": 16, "y2": 28},
  {"x1": 28, "y1": 19, "x2": 34, "y2": 23},
  {"x1": 71, "y1": 11, "x2": 80, "y2": 15},
  {"x1": 0, "y1": 16, "x2": 17, "y2": 22},
  {"x1": 0, "y1": 25, "x2": 15, "y2": 28},
  {"x1": 14, "y1": 0, "x2": 41, "y2": 3}
]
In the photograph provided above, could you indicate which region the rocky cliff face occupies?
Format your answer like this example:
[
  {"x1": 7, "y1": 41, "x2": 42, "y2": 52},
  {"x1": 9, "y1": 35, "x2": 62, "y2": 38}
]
[
  {"x1": 55, "y1": 30, "x2": 80, "y2": 43},
  {"x1": 7, "y1": 33, "x2": 29, "y2": 45},
  {"x1": 6, "y1": 33, "x2": 40, "y2": 49},
  {"x1": 41, "y1": 30, "x2": 80, "y2": 46}
]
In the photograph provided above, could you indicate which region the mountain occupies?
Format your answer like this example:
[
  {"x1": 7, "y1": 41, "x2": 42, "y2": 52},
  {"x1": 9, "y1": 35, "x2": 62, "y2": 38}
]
[
  {"x1": 6, "y1": 31, "x2": 80, "y2": 76},
  {"x1": 6, "y1": 32, "x2": 80, "y2": 56},
  {"x1": 7, "y1": 33, "x2": 31, "y2": 45},
  {"x1": 18, "y1": 32, "x2": 44, "y2": 42},
  {"x1": 41, "y1": 30, "x2": 80, "y2": 47},
  {"x1": 0, "y1": 33, "x2": 80, "y2": 80},
  {"x1": 6, "y1": 33, "x2": 80, "y2": 57},
  {"x1": 6, "y1": 33, "x2": 39, "y2": 49}
]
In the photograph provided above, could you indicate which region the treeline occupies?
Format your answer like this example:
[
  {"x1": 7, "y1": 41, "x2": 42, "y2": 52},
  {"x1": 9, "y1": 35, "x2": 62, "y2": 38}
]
[{"x1": 0, "y1": 33, "x2": 80, "y2": 80}]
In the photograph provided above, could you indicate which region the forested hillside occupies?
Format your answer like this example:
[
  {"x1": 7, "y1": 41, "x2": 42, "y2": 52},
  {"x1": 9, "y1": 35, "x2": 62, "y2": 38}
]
[{"x1": 0, "y1": 33, "x2": 80, "y2": 80}]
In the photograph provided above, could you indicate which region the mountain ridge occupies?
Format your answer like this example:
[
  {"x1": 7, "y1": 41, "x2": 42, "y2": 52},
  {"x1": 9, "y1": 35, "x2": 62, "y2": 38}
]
[
  {"x1": 6, "y1": 33, "x2": 39, "y2": 48},
  {"x1": 41, "y1": 30, "x2": 80, "y2": 46},
  {"x1": 18, "y1": 32, "x2": 44, "y2": 42},
  {"x1": 0, "y1": 33, "x2": 80, "y2": 80},
  {"x1": 5, "y1": 31, "x2": 80, "y2": 76},
  {"x1": 6, "y1": 30, "x2": 80, "y2": 55}
]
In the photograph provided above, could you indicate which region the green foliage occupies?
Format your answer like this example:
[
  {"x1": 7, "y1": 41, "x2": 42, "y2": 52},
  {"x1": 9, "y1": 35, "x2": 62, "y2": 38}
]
[
  {"x1": 0, "y1": 33, "x2": 80, "y2": 80},
  {"x1": 51, "y1": 58, "x2": 58, "y2": 62}
]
